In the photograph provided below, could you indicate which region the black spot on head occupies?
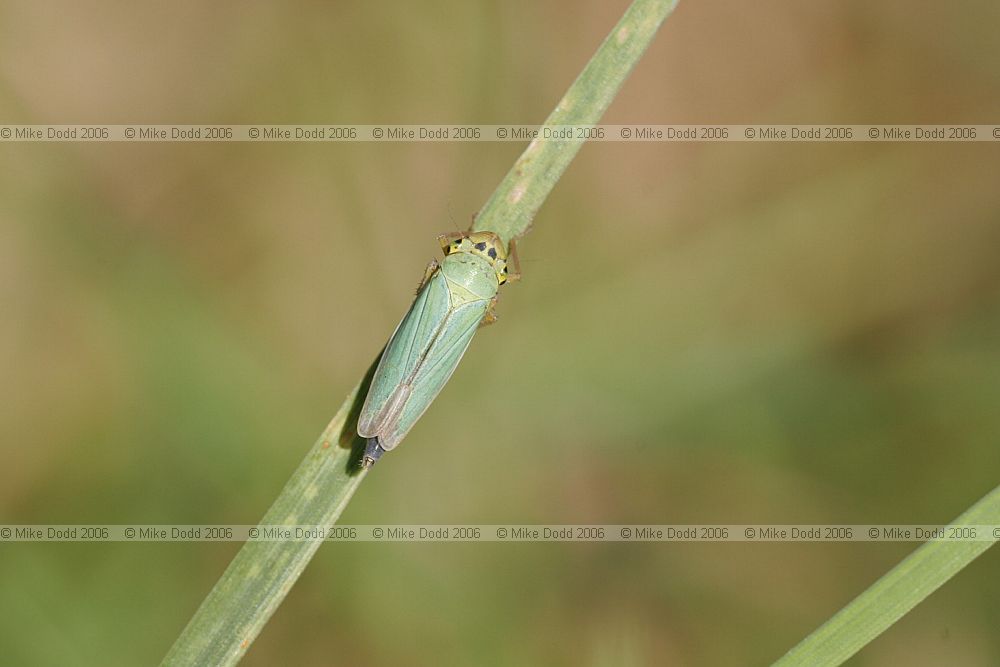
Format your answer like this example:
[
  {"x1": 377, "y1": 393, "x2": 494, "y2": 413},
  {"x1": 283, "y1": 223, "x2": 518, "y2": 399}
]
[
  {"x1": 488, "y1": 247, "x2": 497, "y2": 259},
  {"x1": 474, "y1": 241, "x2": 487, "y2": 251}
]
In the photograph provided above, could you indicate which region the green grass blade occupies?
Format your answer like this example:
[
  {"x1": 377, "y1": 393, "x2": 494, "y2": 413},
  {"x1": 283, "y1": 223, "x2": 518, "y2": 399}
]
[
  {"x1": 473, "y1": 0, "x2": 680, "y2": 245},
  {"x1": 161, "y1": 2, "x2": 679, "y2": 664},
  {"x1": 160, "y1": 371, "x2": 373, "y2": 666},
  {"x1": 775, "y1": 484, "x2": 1000, "y2": 667}
]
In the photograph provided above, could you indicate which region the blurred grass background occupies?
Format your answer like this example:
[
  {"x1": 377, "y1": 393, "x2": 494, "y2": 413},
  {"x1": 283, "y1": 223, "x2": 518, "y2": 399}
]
[{"x1": 2, "y1": 1, "x2": 1000, "y2": 665}]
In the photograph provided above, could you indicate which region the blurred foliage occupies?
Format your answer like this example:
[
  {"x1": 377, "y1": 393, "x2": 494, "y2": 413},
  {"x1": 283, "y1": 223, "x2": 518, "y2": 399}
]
[{"x1": 1, "y1": 1, "x2": 1000, "y2": 665}]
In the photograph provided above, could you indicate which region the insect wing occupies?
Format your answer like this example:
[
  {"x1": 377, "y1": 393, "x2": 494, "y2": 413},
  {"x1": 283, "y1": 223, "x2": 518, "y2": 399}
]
[
  {"x1": 383, "y1": 298, "x2": 487, "y2": 449},
  {"x1": 358, "y1": 269, "x2": 450, "y2": 438}
]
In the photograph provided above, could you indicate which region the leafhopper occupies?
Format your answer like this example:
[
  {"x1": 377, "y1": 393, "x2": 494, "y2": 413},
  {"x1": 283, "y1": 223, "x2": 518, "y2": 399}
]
[{"x1": 357, "y1": 231, "x2": 517, "y2": 467}]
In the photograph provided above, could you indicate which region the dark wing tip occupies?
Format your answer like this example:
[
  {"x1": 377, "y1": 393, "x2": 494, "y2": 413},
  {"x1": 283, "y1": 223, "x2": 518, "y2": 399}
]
[{"x1": 361, "y1": 437, "x2": 387, "y2": 469}]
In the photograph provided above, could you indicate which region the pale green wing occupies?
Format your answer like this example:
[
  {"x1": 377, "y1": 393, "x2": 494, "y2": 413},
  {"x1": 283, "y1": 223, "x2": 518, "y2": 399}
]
[
  {"x1": 380, "y1": 298, "x2": 488, "y2": 450},
  {"x1": 357, "y1": 269, "x2": 450, "y2": 438}
]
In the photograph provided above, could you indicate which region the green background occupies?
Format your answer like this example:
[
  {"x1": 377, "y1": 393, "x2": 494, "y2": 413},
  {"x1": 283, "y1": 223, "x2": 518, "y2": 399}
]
[{"x1": 2, "y1": 1, "x2": 1000, "y2": 664}]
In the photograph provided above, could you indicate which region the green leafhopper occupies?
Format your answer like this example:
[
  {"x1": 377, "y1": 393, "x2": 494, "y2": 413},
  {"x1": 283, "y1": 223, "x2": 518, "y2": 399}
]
[{"x1": 357, "y1": 231, "x2": 516, "y2": 468}]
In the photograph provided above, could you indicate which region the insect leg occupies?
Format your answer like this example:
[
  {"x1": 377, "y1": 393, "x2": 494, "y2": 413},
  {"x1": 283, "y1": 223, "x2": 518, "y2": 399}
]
[
  {"x1": 479, "y1": 296, "x2": 499, "y2": 328},
  {"x1": 415, "y1": 260, "x2": 440, "y2": 295},
  {"x1": 505, "y1": 238, "x2": 523, "y2": 282}
]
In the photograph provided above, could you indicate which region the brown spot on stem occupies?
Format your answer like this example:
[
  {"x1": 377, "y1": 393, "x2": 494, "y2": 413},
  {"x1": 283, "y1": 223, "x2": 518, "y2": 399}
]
[{"x1": 510, "y1": 183, "x2": 527, "y2": 204}]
